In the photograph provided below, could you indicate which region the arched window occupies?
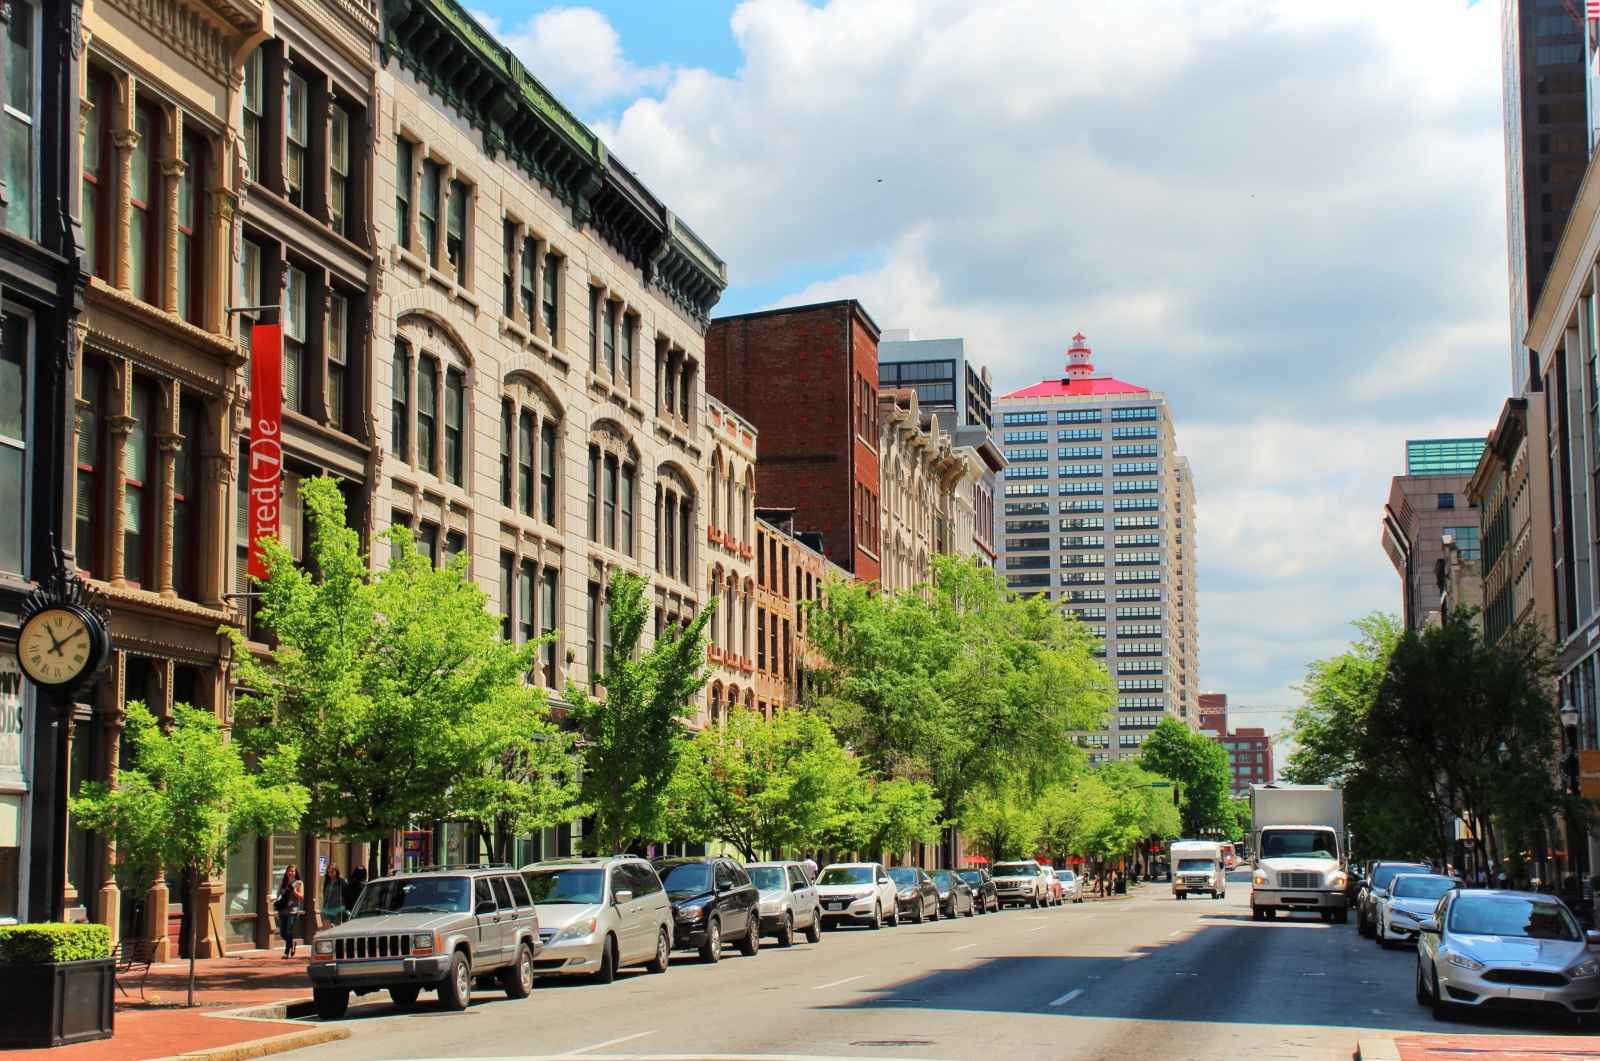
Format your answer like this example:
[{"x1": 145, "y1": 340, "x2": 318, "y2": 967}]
[
  {"x1": 656, "y1": 462, "x2": 695, "y2": 583},
  {"x1": 709, "y1": 450, "x2": 723, "y2": 532},
  {"x1": 396, "y1": 314, "x2": 471, "y2": 488},
  {"x1": 590, "y1": 420, "x2": 639, "y2": 558},
  {"x1": 501, "y1": 372, "x2": 562, "y2": 526}
]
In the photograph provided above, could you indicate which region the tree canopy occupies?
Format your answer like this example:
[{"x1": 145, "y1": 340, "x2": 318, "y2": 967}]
[{"x1": 1139, "y1": 717, "x2": 1232, "y2": 836}]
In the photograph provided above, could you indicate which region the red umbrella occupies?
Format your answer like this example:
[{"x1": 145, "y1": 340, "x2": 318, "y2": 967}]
[{"x1": 964, "y1": 855, "x2": 989, "y2": 865}]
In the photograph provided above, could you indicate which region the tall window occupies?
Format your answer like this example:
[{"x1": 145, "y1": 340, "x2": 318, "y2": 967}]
[
  {"x1": 239, "y1": 238, "x2": 261, "y2": 357},
  {"x1": 518, "y1": 560, "x2": 536, "y2": 646},
  {"x1": 242, "y1": 49, "x2": 263, "y2": 181},
  {"x1": 539, "y1": 421, "x2": 556, "y2": 523},
  {"x1": 395, "y1": 137, "x2": 413, "y2": 245},
  {"x1": 588, "y1": 286, "x2": 601, "y2": 371},
  {"x1": 540, "y1": 567, "x2": 558, "y2": 688},
  {"x1": 663, "y1": 351, "x2": 676, "y2": 416},
  {"x1": 285, "y1": 70, "x2": 308, "y2": 207},
  {"x1": 447, "y1": 179, "x2": 469, "y2": 285},
  {"x1": 499, "y1": 552, "x2": 514, "y2": 640},
  {"x1": 603, "y1": 455, "x2": 618, "y2": 549},
  {"x1": 679, "y1": 496, "x2": 691, "y2": 579},
  {"x1": 0, "y1": 312, "x2": 26, "y2": 573},
  {"x1": 542, "y1": 253, "x2": 560, "y2": 337},
  {"x1": 586, "y1": 446, "x2": 599, "y2": 540},
  {"x1": 391, "y1": 340, "x2": 410, "y2": 459},
  {"x1": 518, "y1": 410, "x2": 535, "y2": 516},
  {"x1": 419, "y1": 160, "x2": 441, "y2": 267},
  {"x1": 3, "y1": 2, "x2": 36, "y2": 239},
  {"x1": 620, "y1": 315, "x2": 634, "y2": 390},
  {"x1": 621, "y1": 463, "x2": 635, "y2": 557},
  {"x1": 502, "y1": 221, "x2": 517, "y2": 315},
  {"x1": 680, "y1": 363, "x2": 691, "y2": 421},
  {"x1": 76, "y1": 362, "x2": 103, "y2": 574},
  {"x1": 602, "y1": 299, "x2": 616, "y2": 375},
  {"x1": 81, "y1": 72, "x2": 109, "y2": 278},
  {"x1": 327, "y1": 291, "x2": 347, "y2": 430},
  {"x1": 282, "y1": 265, "x2": 306, "y2": 412},
  {"x1": 416, "y1": 356, "x2": 437, "y2": 473},
  {"x1": 173, "y1": 395, "x2": 203, "y2": 598},
  {"x1": 444, "y1": 368, "x2": 464, "y2": 485},
  {"x1": 500, "y1": 401, "x2": 513, "y2": 506},
  {"x1": 587, "y1": 579, "x2": 602, "y2": 690},
  {"x1": 757, "y1": 609, "x2": 766, "y2": 670},
  {"x1": 176, "y1": 131, "x2": 204, "y2": 324},
  {"x1": 123, "y1": 380, "x2": 155, "y2": 585},
  {"x1": 662, "y1": 487, "x2": 676, "y2": 578},
  {"x1": 129, "y1": 102, "x2": 157, "y2": 302},
  {"x1": 520, "y1": 235, "x2": 536, "y2": 323},
  {"x1": 329, "y1": 106, "x2": 350, "y2": 235}
]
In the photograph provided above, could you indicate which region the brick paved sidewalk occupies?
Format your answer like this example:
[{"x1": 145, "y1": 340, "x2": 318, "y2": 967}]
[
  {"x1": 1, "y1": 950, "x2": 345, "y2": 1061},
  {"x1": 1359, "y1": 1033, "x2": 1600, "y2": 1061}
]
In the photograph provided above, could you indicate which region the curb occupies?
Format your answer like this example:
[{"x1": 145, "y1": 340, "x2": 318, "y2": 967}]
[
  {"x1": 145, "y1": 1025, "x2": 349, "y2": 1061},
  {"x1": 1354, "y1": 1039, "x2": 1401, "y2": 1061}
]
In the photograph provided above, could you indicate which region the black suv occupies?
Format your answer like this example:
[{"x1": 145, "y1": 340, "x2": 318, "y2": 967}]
[{"x1": 654, "y1": 857, "x2": 761, "y2": 963}]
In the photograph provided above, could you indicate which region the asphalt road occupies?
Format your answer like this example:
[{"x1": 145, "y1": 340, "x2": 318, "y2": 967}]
[{"x1": 281, "y1": 870, "x2": 1552, "y2": 1061}]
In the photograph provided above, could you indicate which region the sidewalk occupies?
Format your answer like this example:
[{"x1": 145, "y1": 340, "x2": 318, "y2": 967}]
[
  {"x1": 2, "y1": 951, "x2": 346, "y2": 1061},
  {"x1": 1359, "y1": 1033, "x2": 1600, "y2": 1061}
]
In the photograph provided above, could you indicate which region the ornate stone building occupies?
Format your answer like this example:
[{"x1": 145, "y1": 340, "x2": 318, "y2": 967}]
[
  {"x1": 876, "y1": 388, "x2": 978, "y2": 596},
  {"x1": 372, "y1": 0, "x2": 725, "y2": 859},
  {"x1": 705, "y1": 395, "x2": 756, "y2": 723}
]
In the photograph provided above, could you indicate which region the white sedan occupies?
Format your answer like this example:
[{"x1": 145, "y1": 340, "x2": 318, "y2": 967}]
[{"x1": 1375, "y1": 873, "x2": 1459, "y2": 947}]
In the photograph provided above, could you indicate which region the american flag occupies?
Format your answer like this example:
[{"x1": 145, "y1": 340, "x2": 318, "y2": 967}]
[{"x1": 1590, "y1": 0, "x2": 1600, "y2": 22}]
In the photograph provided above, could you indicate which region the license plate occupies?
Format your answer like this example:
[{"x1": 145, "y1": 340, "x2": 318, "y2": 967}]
[
  {"x1": 827, "y1": 902, "x2": 845, "y2": 911},
  {"x1": 1508, "y1": 987, "x2": 1545, "y2": 1001}
]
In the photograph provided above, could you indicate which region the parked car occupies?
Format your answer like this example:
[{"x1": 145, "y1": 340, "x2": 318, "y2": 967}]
[
  {"x1": 930, "y1": 870, "x2": 975, "y2": 918},
  {"x1": 959, "y1": 869, "x2": 999, "y2": 914},
  {"x1": 815, "y1": 862, "x2": 899, "y2": 929},
  {"x1": 1374, "y1": 873, "x2": 1458, "y2": 949},
  {"x1": 653, "y1": 857, "x2": 761, "y2": 963},
  {"x1": 991, "y1": 860, "x2": 1049, "y2": 908},
  {"x1": 1044, "y1": 868, "x2": 1066, "y2": 906},
  {"x1": 520, "y1": 857, "x2": 672, "y2": 983},
  {"x1": 888, "y1": 866, "x2": 940, "y2": 923},
  {"x1": 1057, "y1": 868, "x2": 1083, "y2": 904},
  {"x1": 746, "y1": 861, "x2": 823, "y2": 946},
  {"x1": 1415, "y1": 888, "x2": 1600, "y2": 1022},
  {"x1": 307, "y1": 866, "x2": 540, "y2": 1018},
  {"x1": 1359, "y1": 861, "x2": 1433, "y2": 938}
]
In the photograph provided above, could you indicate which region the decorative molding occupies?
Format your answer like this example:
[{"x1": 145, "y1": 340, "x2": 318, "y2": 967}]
[{"x1": 104, "y1": 0, "x2": 238, "y2": 81}]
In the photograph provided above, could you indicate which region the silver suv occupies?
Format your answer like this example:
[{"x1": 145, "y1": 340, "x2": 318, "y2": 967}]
[
  {"x1": 992, "y1": 860, "x2": 1049, "y2": 908},
  {"x1": 522, "y1": 857, "x2": 673, "y2": 983},
  {"x1": 308, "y1": 866, "x2": 540, "y2": 1018},
  {"x1": 746, "y1": 861, "x2": 823, "y2": 946}
]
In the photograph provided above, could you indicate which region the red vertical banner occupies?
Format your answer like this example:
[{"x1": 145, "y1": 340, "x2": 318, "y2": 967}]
[{"x1": 248, "y1": 322, "x2": 284, "y2": 580}]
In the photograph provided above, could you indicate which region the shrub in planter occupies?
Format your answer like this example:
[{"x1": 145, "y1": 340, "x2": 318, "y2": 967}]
[{"x1": 0, "y1": 923, "x2": 115, "y2": 1048}]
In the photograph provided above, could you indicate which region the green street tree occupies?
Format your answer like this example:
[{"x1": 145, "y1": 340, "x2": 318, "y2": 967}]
[
  {"x1": 567, "y1": 569, "x2": 712, "y2": 854},
  {"x1": 71, "y1": 702, "x2": 307, "y2": 1005},
  {"x1": 1139, "y1": 717, "x2": 1232, "y2": 836},
  {"x1": 1084, "y1": 761, "x2": 1180, "y2": 866},
  {"x1": 826, "y1": 777, "x2": 943, "y2": 859},
  {"x1": 229, "y1": 477, "x2": 577, "y2": 852},
  {"x1": 667, "y1": 707, "x2": 864, "y2": 860},
  {"x1": 958, "y1": 785, "x2": 1042, "y2": 864},
  {"x1": 1035, "y1": 774, "x2": 1110, "y2": 863}
]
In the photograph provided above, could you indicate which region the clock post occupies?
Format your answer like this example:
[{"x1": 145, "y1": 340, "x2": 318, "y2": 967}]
[{"x1": 18, "y1": 559, "x2": 110, "y2": 923}]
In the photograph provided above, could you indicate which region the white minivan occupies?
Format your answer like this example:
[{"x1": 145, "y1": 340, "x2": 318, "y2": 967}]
[{"x1": 1170, "y1": 840, "x2": 1227, "y2": 900}]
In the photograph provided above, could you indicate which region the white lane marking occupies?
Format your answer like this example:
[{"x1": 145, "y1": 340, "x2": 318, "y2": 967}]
[
  {"x1": 812, "y1": 974, "x2": 866, "y2": 990},
  {"x1": 1026, "y1": 924, "x2": 1049, "y2": 933},
  {"x1": 559, "y1": 1029, "x2": 657, "y2": 1056},
  {"x1": 951, "y1": 943, "x2": 978, "y2": 951},
  {"x1": 1048, "y1": 988, "x2": 1085, "y2": 1007}
]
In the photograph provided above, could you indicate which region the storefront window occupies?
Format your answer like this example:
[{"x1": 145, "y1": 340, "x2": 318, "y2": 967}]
[
  {"x1": 0, "y1": 652, "x2": 21, "y2": 920},
  {"x1": 225, "y1": 834, "x2": 258, "y2": 947}
]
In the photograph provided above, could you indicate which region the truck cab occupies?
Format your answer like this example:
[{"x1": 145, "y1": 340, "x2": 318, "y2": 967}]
[{"x1": 1249, "y1": 784, "x2": 1349, "y2": 923}]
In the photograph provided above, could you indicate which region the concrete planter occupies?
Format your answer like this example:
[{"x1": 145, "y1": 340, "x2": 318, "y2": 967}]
[{"x1": 0, "y1": 957, "x2": 116, "y2": 1047}]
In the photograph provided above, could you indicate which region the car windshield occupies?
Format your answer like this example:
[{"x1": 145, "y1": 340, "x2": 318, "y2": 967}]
[
  {"x1": 748, "y1": 867, "x2": 787, "y2": 892},
  {"x1": 1260, "y1": 830, "x2": 1338, "y2": 860},
  {"x1": 1449, "y1": 896, "x2": 1581, "y2": 941},
  {"x1": 1060, "y1": 872, "x2": 1075, "y2": 882},
  {"x1": 1373, "y1": 864, "x2": 1430, "y2": 890},
  {"x1": 524, "y1": 868, "x2": 603, "y2": 905},
  {"x1": 888, "y1": 867, "x2": 919, "y2": 886},
  {"x1": 350, "y1": 876, "x2": 471, "y2": 917},
  {"x1": 930, "y1": 871, "x2": 954, "y2": 888},
  {"x1": 1392, "y1": 876, "x2": 1456, "y2": 901},
  {"x1": 1177, "y1": 859, "x2": 1215, "y2": 872},
  {"x1": 818, "y1": 866, "x2": 874, "y2": 886},
  {"x1": 993, "y1": 863, "x2": 1037, "y2": 877},
  {"x1": 658, "y1": 863, "x2": 712, "y2": 899},
  {"x1": 958, "y1": 871, "x2": 983, "y2": 885}
]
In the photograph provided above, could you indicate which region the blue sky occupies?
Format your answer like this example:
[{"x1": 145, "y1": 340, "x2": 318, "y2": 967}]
[{"x1": 467, "y1": 0, "x2": 1517, "y2": 743}]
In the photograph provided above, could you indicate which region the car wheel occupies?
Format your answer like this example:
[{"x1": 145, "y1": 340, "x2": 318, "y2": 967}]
[
  {"x1": 738, "y1": 915, "x2": 760, "y2": 956},
  {"x1": 872, "y1": 903, "x2": 883, "y2": 930},
  {"x1": 890, "y1": 901, "x2": 901, "y2": 927},
  {"x1": 1430, "y1": 963, "x2": 1455, "y2": 1021},
  {"x1": 1032, "y1": 893, "x2": 1042, "y2": 909},
  {"x1": 1252, "y1": 906, "x2": 1264, "y2": 921},
  {"x1": 805, "y1": 914, "x2": 822, "y2": 944},
  {"x1": 501, "y1": 943, "x2": 535, "y2": 999},
  {"x1": 438, "y1": 952, "x2": 471, "y2": 1011},
  {"x1": 593, "y1": 936, "x2": 618, "y2": 984},
  {"x1": 314, "y1": 988, "x2": 349, "y2": 1020},
  {"x1": 966, "y1": 899, "x2": 976, "y2": 918},
  {"x1": 388, "y1": 985, "x2": 420, "y2": 1008},
  {"x1": 1414, "y1": 956, "x2": 1430, "y2": 1006},
  {"x1": 647, "y1": 928, "x2": 670, "y2": 974},
  {"x1": 700, "y1": 918, "x2": 723, "y2": 961},
  {"x1": 1358, "y1": 910, "x2": 1371, "y2": 937},
  {"x1": 1333, "y1": 908, "x2": 1349, "y2": 925},
  {"x1": 779, "y1": 913, "x2": 795, "y2": 947}
]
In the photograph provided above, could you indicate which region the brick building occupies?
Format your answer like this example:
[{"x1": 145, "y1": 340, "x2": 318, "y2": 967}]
[
  {"x1": 705, "y1": 301, "x2": 882, "y2": 583},
  {"x1": 1198, "y1": 692, "x2": 1228, "y2": 736},
  {"x1": 755, "y1": 509, "x2": 849, "y2": 711},
  {"x1": 1219, "y1": 728, "x2": 1274, "y2": 796},
  {"x1": 705, "y1": 394, "x2": 758, "y2": 722}
]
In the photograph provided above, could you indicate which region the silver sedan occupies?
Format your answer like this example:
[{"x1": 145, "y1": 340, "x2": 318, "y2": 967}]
[{"x1": 1416, "y1": 889, "x2": 1600, "y2": 1024}]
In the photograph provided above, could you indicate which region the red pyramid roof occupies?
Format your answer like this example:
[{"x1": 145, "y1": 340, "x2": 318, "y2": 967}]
[{"x1": 1001, "y1": 377, "x2": 1149, "y2": 399}]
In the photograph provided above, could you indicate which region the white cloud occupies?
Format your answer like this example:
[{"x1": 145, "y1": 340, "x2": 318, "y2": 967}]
[
  {"x1": 483, "y1": 0, "x2": 1517, "y2": 740},
  {"x1": 474, "y1": 6, "x2": 670, "y2": 109}
]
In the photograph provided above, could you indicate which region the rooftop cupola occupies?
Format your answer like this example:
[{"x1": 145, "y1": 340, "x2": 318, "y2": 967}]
[{"x1": 1065, "y1": 332, "x2": 1094, "y2": 378}]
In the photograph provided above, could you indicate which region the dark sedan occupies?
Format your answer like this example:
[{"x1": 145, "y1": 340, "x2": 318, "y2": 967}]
[
  {"x1": 930, "y1": 869, "x2": 976, "y2": 918},
  {"x1": 654, "y1": 857, "x2": 762, "y2": 963},
  {"x1": 959, "y1": 869, "x2": 1000, "y2": 913},
  {"x1": 887, "y1": 866, "x2": 940, "y2": 923}
]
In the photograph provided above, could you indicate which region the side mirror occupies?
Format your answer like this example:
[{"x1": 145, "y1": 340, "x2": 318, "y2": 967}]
[
  {"x1": 878, "y1": 876, "x2": 891, "y2": 885},
  {"x1": 475, "y1": 900, "x2": 497, "y2": 916},
  {"x1": 1586, "y1": 930, "x2": 1600, "y2": 947},
  {"x1": 612, "y1": 889, "x2": 634, "y2": 905},
  {"x1": 1418, "y1": 917, "x2": 1440, "y2": 934}
]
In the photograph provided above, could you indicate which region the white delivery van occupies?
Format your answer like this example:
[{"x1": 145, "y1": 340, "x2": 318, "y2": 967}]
[
  {"x1": 1169, "y1": 840, "x2": 1226, "y2": 900},
  {"x1": 1249, "y1": 783, "x2": 1348, "y2": 923}
]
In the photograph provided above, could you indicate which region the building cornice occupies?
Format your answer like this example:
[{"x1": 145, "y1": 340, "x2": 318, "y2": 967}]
[{"x1": 1528, "y1": 139, "x2": 1600, "y2": 357}]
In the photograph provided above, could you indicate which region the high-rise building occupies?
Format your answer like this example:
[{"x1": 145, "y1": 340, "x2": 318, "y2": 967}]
[
  {"x1": 1381, "y1": 439, "x2": 1485, "y2": 630},
  {"x1": 993, "y1": 333, "x2": 1200, "y2": 757},
  {"x1": 1500, "y1": 0, "x2": 1589, "y2": 393},
  {"x1": 705, "y1": 301, "x2": 883, "y2": 582}
]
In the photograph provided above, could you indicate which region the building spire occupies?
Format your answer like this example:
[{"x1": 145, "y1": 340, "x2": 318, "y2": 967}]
[{"x1": 1066, "y1": 331, "x2": 1094, "y2": 378}]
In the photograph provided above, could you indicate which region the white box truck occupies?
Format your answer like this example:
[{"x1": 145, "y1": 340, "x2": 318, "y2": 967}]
[
  {"x1": 1249, "y1": 783, "x2": 1348, "y2": 923},
  {"x1": 1169, "y1": 840, "x2": 1227, "y2": 900}
]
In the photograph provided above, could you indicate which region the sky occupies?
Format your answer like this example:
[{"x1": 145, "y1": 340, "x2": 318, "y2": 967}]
[{"x1": 468, "y1": 0, "x2": 1516, "y2": 744}]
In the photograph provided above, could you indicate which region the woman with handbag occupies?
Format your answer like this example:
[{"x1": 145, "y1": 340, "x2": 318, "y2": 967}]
[{"x1": 274, "y1": 865, "x2": 304, "y2": 958}]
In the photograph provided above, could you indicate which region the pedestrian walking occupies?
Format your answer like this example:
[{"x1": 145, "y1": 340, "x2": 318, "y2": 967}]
[
  {"x1": 274, "y1": 865, "x2": 304, "y2": 958},
  {"x1": 322, "y1": 865, "x2": 346, "y2": 927},
  {"x1": 345, "y1": 865, "x2": 367, "y2": 913},
  {"x1": 801, "y1": 858, "x2": 818, "y2": 882}
]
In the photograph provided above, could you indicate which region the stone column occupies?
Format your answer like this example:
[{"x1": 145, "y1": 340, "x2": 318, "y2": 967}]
[
  {"x1": 161, "y1": 108, "x2": 185, "y2": 315},
  {"x1": 107, "y1": 360, "x2": 134, "y2": 587},
  {"x1": 200, "y1": 396, "x2": 235, "y2": 611},
  {"x1": 95, "y1": 665, "x2": 126, "y2": 946},
  {"x1": 156, "y1": 381, "x2": 180, "y2": 598},
  {"x1": 111, "y1": 71, "x2": 139, "y2": 292}
]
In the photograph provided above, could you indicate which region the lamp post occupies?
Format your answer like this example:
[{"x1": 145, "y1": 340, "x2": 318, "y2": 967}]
[{"x1": 1560, "y1": 701, "x2": 1592, "y2": 925}]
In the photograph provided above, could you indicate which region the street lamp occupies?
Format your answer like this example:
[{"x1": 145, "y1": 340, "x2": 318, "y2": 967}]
[{"x1": 1560, "y1": 701, "x2": 1592, "y2": 926}]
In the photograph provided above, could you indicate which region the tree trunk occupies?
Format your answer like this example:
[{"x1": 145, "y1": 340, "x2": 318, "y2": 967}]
[{"x1": 187, "y1": 869, "x2": 198, "y2": 1008}]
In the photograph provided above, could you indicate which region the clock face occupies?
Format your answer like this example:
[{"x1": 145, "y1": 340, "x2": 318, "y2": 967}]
[{"x1": 18, "y1": 607, "x2": 95, "y2": 688}]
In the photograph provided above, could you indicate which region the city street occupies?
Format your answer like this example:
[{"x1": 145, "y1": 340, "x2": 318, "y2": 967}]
[{"x1": 279, "y1": 871, "x2": 1567, "y2": 1061}]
